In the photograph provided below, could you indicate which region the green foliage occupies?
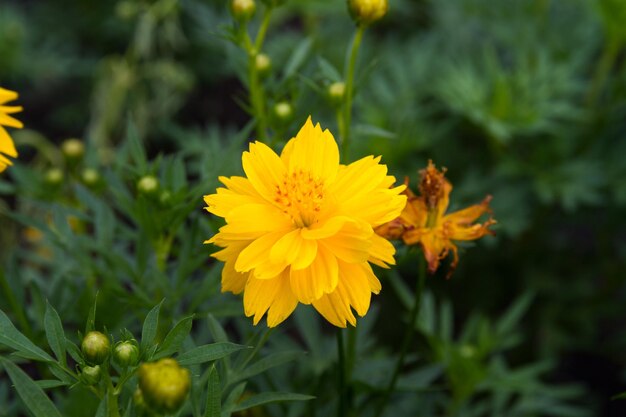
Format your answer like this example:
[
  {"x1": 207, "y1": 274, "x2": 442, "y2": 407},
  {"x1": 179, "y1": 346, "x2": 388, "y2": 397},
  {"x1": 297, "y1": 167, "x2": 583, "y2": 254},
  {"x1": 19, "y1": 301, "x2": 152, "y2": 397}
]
[{"x1": 0, "y1": 0, "x2": 625, "y2": 415}]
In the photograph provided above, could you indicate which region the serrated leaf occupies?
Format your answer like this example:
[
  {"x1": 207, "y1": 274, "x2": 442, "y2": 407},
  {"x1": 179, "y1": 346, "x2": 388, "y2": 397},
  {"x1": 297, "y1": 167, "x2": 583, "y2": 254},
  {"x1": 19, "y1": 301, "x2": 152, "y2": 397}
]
[
  {"x1": 0, "y1": 358, "x2": 63, "y2": 417},
  {"x1": 178, "y1": 343, "x2": 249, "y2": 366},
  {"x1": 44, "y1": 301, "x2": 66, "y2": 366},
  {"x1": 153, "y1": 316, "x2": 194, "y2": 359},
  {"x1": 0, "y1": 309, "x2": 53, "y2": 362},
  {"x1": 141, "y1": 300, "x2": 163, "y2": 351},
  {"x1": 283, "y1": 37, "x2": 313, "y2": 81},
  {"x1": 231, "y1": 392, "x2": 314, "y2": 412},
  {"x1": 204, "y1": 364, "x2": 221, "y2": 417}
]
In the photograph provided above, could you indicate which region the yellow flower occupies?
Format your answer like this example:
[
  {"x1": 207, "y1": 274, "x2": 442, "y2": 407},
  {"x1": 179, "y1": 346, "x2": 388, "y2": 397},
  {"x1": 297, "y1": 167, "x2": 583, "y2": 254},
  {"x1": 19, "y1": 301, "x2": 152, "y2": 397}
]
[
  {"x1": 204, "y1": 117, "x2": 406, "y2": 327},
  {"x1": 348, "y1": 0, "x2": 388, "y2": 25},
  {"x1": 0, "y1": 87, "x2": 23, "y2": 173},
  {"x1": 376, "y1": 161, "x2": 495, "y2": 277}
]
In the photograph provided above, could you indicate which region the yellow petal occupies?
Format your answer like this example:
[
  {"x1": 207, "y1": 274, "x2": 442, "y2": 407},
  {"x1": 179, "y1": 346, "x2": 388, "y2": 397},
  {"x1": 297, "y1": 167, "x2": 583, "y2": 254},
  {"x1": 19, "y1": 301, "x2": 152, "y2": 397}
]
[
  {"x1": 318, "y1": 220, "x2": 373, "y2": 264},
  {"x1": 0, "y1": 128, "x2": 18, "y2": 158},
  {"x1": 311, "y1": 284, "x2": 356, "y2": 328},
  {"x1": 204, "y1": 187, "x2": 263, "y2": 218},
  {"x1": 367, "y1": 233, "x2": 396, "y2": 268},
  {"x1": 337, "y1": 261, "x2": 372, "y2": 317},
  {"x1": 289, "y1": 245, "x2": 338, "y2": 303},
  {"x1": 270, "y1": 228, "x2": 318, "y2": 270},
  {"x1": 242, "y1": 141, "x2": 286, "y2": 201},
  {"x1": 220, "y1": 203, "x2": 292, "y2": 239},
  {"x1": 340, "y1": 188, "x2": 407, "y2": 227},
  {"x1": 0, "y1": 87, "x2": 18, "y2": 104},
  {"x1": 0, "y1": 111, "x2": 23, "y2": 128},
  {"x1": 328, "y1": 155, "x2": 387, "y2": 200},
  {"x1": 285, "y1": 116, "x2": 339, "y2": 182},
  {"x1": 235, "y1": 231, "x2": 287, "y2": 274},
  {"x1": 244, "y1": 272, "x2": 298, "y2": 327},
  {"x1": 221, "y1": 262, "x2": 249, "y2": 294}
]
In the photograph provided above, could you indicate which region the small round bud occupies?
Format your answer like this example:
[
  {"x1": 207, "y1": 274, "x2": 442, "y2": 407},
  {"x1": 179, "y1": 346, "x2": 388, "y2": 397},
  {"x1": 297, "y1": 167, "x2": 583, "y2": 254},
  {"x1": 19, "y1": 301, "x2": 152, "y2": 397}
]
[
  {"x1": 81, "y1": 168, "x2": 100, "y2": 187},
  {"x1": 81, "y1": 365, "x2": 101, "y2": 385},
  {"x1": 44, "y1": 168, "x2": 64, "y2": 186},
  {"x1": 113, "y1": 340, "x2": 140, "y2": 367},
  {"x1": 61, "y1": 138, "x2": 85, "y2": 160},
  {"x1": 81, "y1": 331, "x2": 110, "y2": 365},
  {"x1": 328, "y1": 82, "x2": 346, "y2": 104},
  {"x1": 347, "y1": 0, "x2": 388, "y2": 25},
  {"x1": 459, "y1": 344, "x2": 476, "y2": 358},
  {"x1": 139, "y1": 359, "x2": 191, "y2": 414},
  {"x1": 137, "y1": 175, "x2": 159, "y2": 195},
  {"x1": 255, "y1": 53, "x2": 271, "y2": 76},
  {"x1": 273, "y1": 101, "x2": 293, "y2": 121},
  {"x1": 159, "y1": 190, "x2": 172, "y2": 205},
  {"x1": 133, "y1": 387, "x2": 147, "y2": 409},
  {"x1": 231, "y1": 0, "x2": 256, "y2": 21}
]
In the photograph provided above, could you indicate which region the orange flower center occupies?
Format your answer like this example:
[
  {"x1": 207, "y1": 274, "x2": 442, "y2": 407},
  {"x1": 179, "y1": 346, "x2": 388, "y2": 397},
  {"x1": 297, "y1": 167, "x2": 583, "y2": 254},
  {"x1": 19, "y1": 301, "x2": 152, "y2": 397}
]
[{"x1": 274, "y1": 169, "x2": 325, "y2": 227}]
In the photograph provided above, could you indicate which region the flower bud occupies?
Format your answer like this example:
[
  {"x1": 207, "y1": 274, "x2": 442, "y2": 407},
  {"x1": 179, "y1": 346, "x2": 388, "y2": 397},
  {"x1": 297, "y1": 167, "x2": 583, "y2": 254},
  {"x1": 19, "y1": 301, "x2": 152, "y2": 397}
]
[
  {"x1": 347, "y1": 0, "x2": 388, "y2": 25},
  {"x1": 81, "y1": 331, "x2": 110, "y2": 365},
  {"x1": 81, "y1": 168, "x2": 100, "y2": 187},
  {"x1": 255, "y1": 53, "x2": 271, "y2": 76},
  {"x1": 328, "y1": 82, "x2": 346, "y2": 105},
  {"x1": 61, "y1": 138, "x2": 85, "y2": 160},
  {"x1": 81, "y1": 365, "x2": 101, "y2": 385},
  {"x1": 273, "y1": 101, "x2": 293, "y2": 121},
  {"x1": 113, "y1": 340, "x2": 140, "y2": 367},
  {"x1": 231, "y1": 0, "x2": 256, "y2": 21},
  {"x1": 44, "y1": 168, "x2": 64, "y2": 186},
  {"x1": 137, "y1": 175, "x2": 159, "y2": 195},
  {"x1": 138, "y1": 358, "x2": 191, "y2": 414}
]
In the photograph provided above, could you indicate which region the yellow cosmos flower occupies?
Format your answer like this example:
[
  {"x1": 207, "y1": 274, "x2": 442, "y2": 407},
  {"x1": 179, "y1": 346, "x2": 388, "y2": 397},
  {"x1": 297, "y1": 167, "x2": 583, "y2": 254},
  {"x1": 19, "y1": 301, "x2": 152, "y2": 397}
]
[
  {"x1": 204, "y1": 117, "x2": 406, "y2": 327},
  {"x1": 0, "y1": 87, "x2": 23, "y2": 173},
  {"x1": 376, "y1": 161, "x2": 496, "y2": 277}
]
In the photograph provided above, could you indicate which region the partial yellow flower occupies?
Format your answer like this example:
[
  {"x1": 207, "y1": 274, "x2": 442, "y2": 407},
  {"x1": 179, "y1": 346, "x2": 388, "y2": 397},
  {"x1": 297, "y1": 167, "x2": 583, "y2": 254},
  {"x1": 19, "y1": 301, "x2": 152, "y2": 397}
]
[
  {"x1": 376, "y1": 161, "x2": 496, "y2": 277},
  {"x1": 0, "y1": 87, "x2": 23, "y2": 173},
  {"x1": 204, "y1": 117, "x2": 406, "y2": 327}
]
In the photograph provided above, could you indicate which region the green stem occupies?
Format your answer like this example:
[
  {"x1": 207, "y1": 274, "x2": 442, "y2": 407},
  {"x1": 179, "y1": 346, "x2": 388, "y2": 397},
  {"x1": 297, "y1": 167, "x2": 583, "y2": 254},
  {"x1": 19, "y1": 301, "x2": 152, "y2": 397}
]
[
  {"x1": 0, "y1": 269, "x2": 32, "y2": 338},
  {"x1": 237, "y1": 327, "x2": 273, "y2": 373},
  {"x1": 336, "y1": 329, "x2": 346, "y2": 417},
  {"x1": 374, "y1": 256, "x2": 426, "y2": 417},
  {"x1": 341, "y1": 25, "x2": 366, "y2": 156},
  {"x1": 104, "y1": 369, "x2": 121, "y2": 417},
  {"x1": 255, "y1": 7, "x2": 273, "y2": 52},
  {"x1": 587, "y1": 36, "x2": 622, "y2": 107}
]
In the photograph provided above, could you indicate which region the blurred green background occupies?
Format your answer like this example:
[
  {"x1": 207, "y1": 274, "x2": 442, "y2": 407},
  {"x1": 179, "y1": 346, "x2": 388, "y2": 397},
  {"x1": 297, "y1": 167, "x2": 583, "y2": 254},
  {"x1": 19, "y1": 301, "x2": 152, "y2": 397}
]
[{"x1": 1, "y1": 0, "x2": 625, "y2": 416}]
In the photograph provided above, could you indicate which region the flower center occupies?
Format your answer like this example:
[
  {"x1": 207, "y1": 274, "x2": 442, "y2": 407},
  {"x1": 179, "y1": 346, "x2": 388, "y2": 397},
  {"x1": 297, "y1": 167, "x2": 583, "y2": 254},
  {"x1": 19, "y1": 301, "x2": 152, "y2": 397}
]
[{"x1": 274, "y1": 169, "x2": 325, "y2": 227}]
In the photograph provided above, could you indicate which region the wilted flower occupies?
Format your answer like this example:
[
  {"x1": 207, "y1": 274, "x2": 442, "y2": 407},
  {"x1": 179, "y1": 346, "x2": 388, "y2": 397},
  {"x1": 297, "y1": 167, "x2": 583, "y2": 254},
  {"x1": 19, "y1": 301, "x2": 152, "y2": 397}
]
[
  {"x1": 204, "y1": 117, "x2": 406, "y2": 327},
  {"x1": 376, "y1": 161, "x2": 495, "y2": 277},
  {"x1": 0, "y1": 87, "x2": 23, "y2": 173}
]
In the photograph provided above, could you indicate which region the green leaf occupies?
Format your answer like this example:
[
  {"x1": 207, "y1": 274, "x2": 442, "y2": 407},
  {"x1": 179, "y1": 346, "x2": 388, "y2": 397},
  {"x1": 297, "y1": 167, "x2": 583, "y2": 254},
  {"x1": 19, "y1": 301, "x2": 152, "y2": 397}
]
[
  {"x1": 153, "y1": 315, "x2": 194, "y2": 359},
  {"x1": 496, "y1": 292, "x2": 534, "y2": 337},
  {"x1": 85, "y1": 292, "x2": 98, "y2": 334},
  {"x1": 178, "y1": 342, "x2": 249, "y2": 366},
  {"x1": 0, "y1": 308, "x2": 53, "y2": 362},
  {"x1": 35, "y1": 380, "x2": 69, "y2": 390},
  {"x1": 231, "y1": 392, "x2": 314, "y2": 412},
  {"x1": 0, "y1": 358, "x2": 63, "y2": 417},
  {"x1": 44, "y1": 301, "x2": 66, "y2": 366},
  {"x1": 141, "y1": 300, "x2": 163, "y2": 351},
  {"x1": 204, "y1": 364, "x2": 221, "y2": 417},
  {"x1": 231, "y1": 351, "x2": 303, "y2": 384},
  {"x1": 283, "y1": 37, "x2": 314, "y2": 81}
]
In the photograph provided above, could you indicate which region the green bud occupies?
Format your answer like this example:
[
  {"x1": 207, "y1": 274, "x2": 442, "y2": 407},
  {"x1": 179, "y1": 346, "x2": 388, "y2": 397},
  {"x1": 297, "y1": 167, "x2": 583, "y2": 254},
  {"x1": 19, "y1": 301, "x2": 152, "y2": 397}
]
[
  {"x1": 273, "y1": 101, "x2": 293, "y2": 121},
  {"x1": 328, "y1": 82, "x2": 346, "y2": 105},
  {"x1": 81, "y1": 365, "x2": 101, "y2": 385},
  {"x1": 231, "y1": 0, "x2": 256, "y2": 21},
  {"x1": 255, "y1": 53, "x2": 271, "y2": 76},
  {"x1": 61, "y1": 138, "x2": 85, "y2": 160},
  {"x1": 139, "y1": 358, "x2": 191, "y2": 414},
  {"x1": 44, "y1": 168, "x2": 64, "y2": 186},
  {"x1": 81, "y1": 168, "x2": 100, "y2": 187},
  {"x1": 347, "y1": 0, "x2": 388, "y2": 25},
  {"x1": 81, "y1": 331, "x2": 110, "y2": 365},
  {"x1": 137, "y1": 175, "x2": 159, "y2": 195},
  {"x1": 113, "y1": 340, "x2": 140, "y2": 367}
]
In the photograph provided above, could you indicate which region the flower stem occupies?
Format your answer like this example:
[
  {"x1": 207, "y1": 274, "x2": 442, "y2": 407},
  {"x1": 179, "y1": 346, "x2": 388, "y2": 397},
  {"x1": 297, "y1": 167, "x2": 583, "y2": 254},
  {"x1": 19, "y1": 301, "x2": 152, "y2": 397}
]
[
  {"x1": 237, "y1": 327, "x2": 273, "y2": 372},
  {"x1": 341, "y1": 25, "x2": 365, "y2": 156},
  {"x1": 587, "y1": 36, "x2": 622, "y2": 107},
  {"x1": 243, "y1": 6, "x2": 273, "y2": 143},
  {"x1": 336, "y1": 329, "x2": 347, "y2": 417},
  {"x1": 374, "y1": 255, "x2": 426, "y2": 417},
  {"x1": 104, "y1": 369, "x2": 121, "y2": 417}
]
